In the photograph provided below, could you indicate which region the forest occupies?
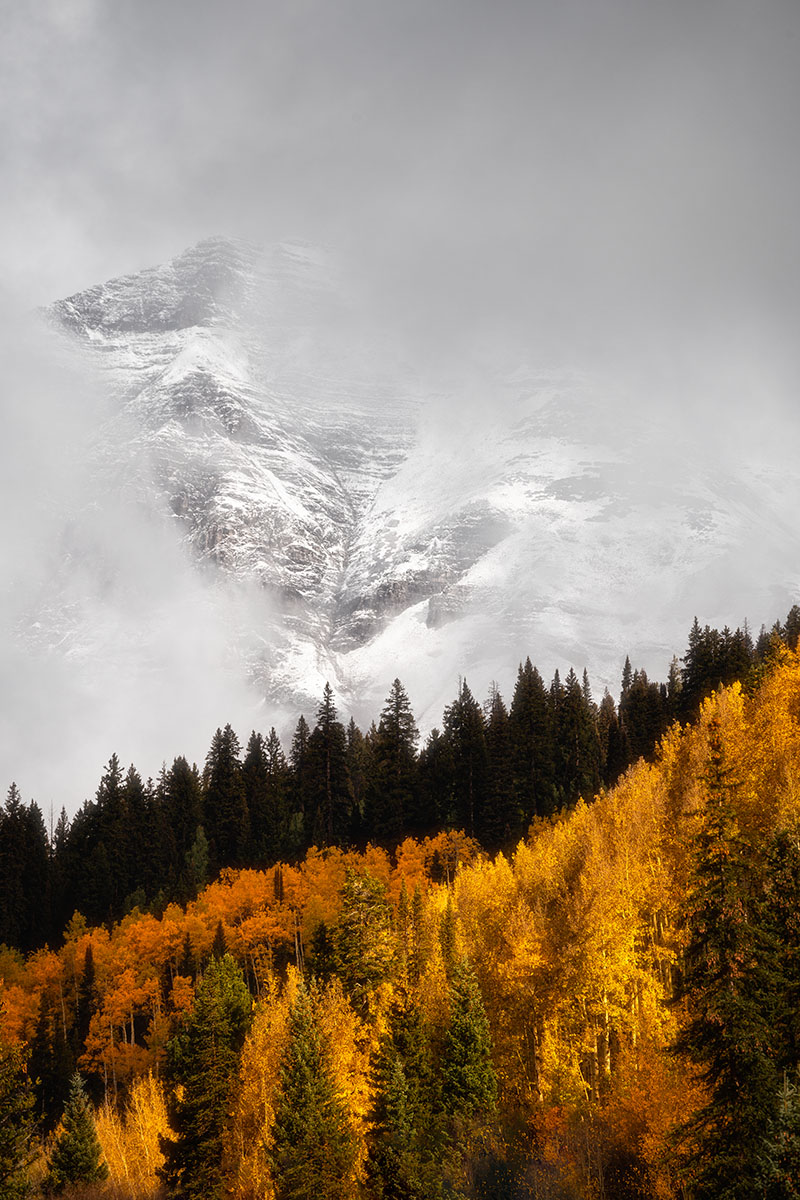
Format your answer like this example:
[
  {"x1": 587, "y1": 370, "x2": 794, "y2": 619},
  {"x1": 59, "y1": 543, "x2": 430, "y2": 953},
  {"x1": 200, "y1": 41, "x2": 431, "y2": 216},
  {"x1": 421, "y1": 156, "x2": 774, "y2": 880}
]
[{"x1": 2, "y1": 611, "x2": 800, "y2": 1198}]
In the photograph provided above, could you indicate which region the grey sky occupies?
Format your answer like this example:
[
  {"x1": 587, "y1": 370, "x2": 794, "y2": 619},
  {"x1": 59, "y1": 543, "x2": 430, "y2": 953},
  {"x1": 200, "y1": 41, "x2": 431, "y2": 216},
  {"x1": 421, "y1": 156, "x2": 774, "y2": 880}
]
[{"x1": 3, "y1": 0, "x2": 800, "y2": 377}]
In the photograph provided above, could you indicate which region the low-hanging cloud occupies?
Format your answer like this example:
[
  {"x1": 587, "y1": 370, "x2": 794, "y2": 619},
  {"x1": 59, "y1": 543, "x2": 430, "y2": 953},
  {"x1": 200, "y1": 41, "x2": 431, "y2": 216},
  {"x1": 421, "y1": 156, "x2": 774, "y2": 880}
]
[{"x1": 0, "y1": 306, "x2": 272, "y2": 817}]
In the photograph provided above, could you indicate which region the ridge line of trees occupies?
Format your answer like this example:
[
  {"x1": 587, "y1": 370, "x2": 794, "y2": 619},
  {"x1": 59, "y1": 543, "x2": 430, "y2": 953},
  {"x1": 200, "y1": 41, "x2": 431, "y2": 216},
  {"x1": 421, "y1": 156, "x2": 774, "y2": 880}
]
[{"x1": 2, "y1": 607, "x2": 798, "y2": 953}]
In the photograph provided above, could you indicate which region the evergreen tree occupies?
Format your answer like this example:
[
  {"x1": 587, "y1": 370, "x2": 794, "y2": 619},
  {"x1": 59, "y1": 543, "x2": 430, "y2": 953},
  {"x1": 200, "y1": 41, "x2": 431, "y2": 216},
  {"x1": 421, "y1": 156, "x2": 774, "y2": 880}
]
[
  {"x1": 0, "y1": 1005, "x2": 35, "y2": 1199},
  {"x1": 333, "y1": 869, "x2": 394, "y2": 1016},
  {"x1": 204, "y1": 726, "x2": 249, "y2": 869},
  {"x1": 441, "y1": 959, "x2": 497, "y2": 1123},
  {"x1": 44, "y1": 1072, "x2": 107, "y2": 1192},
  {"x1": 365, "y1": 993, "x2": 441, "y2": 1200},
  {"x1": 288, "y1": 715, "x2": 312, "y2": 855},
  {"x1": 242, "y1": 731, "x2": 270, "y2": 863},
  {"x1": 756, "y1": 1071, "x2": 800, "y2": 1199},
  {"x1": 442, "y1": 680, "x2": 489, "y2": 837},
  {"x1": 672, "y1": 720, "x2": 780, "y2": 1198},
  {"x1": 29, "y1": 992, "x2": 73, "y2": 1132},
  {"x1": 73, "y1": 944, "x2": 98, "y2": 1061},
  {"x1": 164, "y1": 757, "x2": 205, "y2": 891},
  {"x1": 556, "y1": 667, "x2": 601, "y2": 806},
  {"x1": 416, "y1": 729, "x2": 453, "y2": 836},
  {"x1": 508, "y1": 659, "x2": 555, "y2": 822},
  {"x1": 270, "y1": 985, "x2": 355, "y2": 1200},
  {"x1": 482, "y1": 685, "x2": 519, "y2": 847},
  {"x1": 368, "y1": 679, "x2": 420, "y2": 844},
  {"x1": 160, "y1": 954, "x2": 251, "y2": 1200},
  {"x1": 305, "y1": 685, "x2": 353, "y2": 848},
  {"x1": 0, "y1": 786, "x2": 50, "y2": 952},
  {"x1": 345, "y1": 718, "x2": 374, "y2": 846}
]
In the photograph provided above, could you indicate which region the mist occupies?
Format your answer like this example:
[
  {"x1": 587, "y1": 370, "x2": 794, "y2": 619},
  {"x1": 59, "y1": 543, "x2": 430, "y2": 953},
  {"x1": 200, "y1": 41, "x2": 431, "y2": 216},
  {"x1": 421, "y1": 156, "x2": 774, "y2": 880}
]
[{"x1": 0, "y1": 310, "x2": 269, "y2": 815}]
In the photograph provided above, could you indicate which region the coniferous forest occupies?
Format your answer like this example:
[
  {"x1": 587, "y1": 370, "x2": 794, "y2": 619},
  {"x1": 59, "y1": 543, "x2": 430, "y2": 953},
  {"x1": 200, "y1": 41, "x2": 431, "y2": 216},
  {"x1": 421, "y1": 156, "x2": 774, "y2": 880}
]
[{"x1": 2, "y1": 610, "x2": 800, "y2": 1199}]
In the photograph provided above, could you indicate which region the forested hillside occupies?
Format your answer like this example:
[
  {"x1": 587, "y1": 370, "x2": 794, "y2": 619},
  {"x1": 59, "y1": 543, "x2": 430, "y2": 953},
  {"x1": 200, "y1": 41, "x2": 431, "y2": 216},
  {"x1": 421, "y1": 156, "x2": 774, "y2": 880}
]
[
  {"x1": 2, "y1": 612, "x2": 797, "y2": 955},
  {"x1": 2, "y1": 631, "x2": 800, "y2": 1196}
]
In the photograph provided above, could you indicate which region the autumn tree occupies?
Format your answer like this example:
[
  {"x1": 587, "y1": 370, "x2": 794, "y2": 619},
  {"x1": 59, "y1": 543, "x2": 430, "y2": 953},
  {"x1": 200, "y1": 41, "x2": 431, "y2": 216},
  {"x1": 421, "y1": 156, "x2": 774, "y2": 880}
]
[{"x1": 0, "y1": 1004, "x2": 36, "y2": 1199}]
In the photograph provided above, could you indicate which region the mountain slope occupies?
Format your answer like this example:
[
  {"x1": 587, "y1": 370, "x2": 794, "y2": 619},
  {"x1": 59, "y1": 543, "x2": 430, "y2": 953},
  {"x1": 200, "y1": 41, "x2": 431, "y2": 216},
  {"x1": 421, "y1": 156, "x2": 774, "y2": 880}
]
[{"x1": 7, "y1": 235, "x2": 797, "y2": 803}]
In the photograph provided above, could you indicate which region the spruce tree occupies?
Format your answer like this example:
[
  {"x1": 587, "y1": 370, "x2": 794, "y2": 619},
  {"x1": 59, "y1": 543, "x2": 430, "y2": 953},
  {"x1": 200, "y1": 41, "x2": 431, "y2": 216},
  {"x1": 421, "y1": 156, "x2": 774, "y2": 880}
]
[
  {"x1": 305, "y1": 685, "x2": 353, "y2": 848},
  {"x1": 289, "y1": 715, "x2": 312, "y2": 855},
  {"x1": 368, "y1": 679, "x2": 420, "y2": 844},
  {"x1": 159, "y1": 954, "x2": 251, "y2": 1200},
  {"x1": 672, "y1": 720, "x2": 780, "y2": 1198},
  {"x1": 365, "y1": 994, "x2": 441, "y2": 1200},
  {"x1": 44, "y1": 1072, "x2": 107, "y2": 1192},
  {"x1": 203, "y1": 725, "x2": 249, "y2": 869},
  {"x1": 441, "y1": 959, "x2": 497, "y2": 1123},
  {"x1": 333, "y1": 869, "x2": 394, "y2": 1016},
  {"x1": 508, "y1": 660, "x2": 555, "y2": 821},
  {"x1": 482, "y1": 686, "x2": 519, "y2": 847},
  {"x1": 270, "y1": 985, "x2": 355, "y2": 1200},
  {"x1": 442, "y1": 680, "x2": 489, "y2": 837}
]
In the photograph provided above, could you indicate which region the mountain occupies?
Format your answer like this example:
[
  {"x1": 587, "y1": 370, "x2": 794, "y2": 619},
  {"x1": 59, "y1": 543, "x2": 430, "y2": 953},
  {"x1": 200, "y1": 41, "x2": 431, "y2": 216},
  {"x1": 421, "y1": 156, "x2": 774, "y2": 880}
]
[{"x1": 8, "y1": 235, "x2": 798, "y2": 803}]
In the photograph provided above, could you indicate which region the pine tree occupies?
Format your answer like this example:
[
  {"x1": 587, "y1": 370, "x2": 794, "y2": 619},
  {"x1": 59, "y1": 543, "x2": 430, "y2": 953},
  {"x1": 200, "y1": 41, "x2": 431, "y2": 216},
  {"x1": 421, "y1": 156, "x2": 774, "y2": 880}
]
[
  {"x1": 368, "y1": 679, "x2": 420, "y2": 844},
  {"x1": 159, "y1": 954, "x2": 251, "y2": 1200},
  {"x1": 482, "y1": 685, "x2": 519, "y2": 847},
  {"x1": 270, "y1": 985, "x2": 355, "y2": 1200},
  {"x1": 164, "y1": 757, "x2": 204, "y2": 891},
  {"x1": 29, "y1": 992, "x2": 73, "y2": 1132},
  {"x1": 44, "y1": 1072, "x2": 107, "y2": 1192},
  {"x1": 242, "y1": 729, "x2": 290, "y2": 864},
  {"x1": 0, "y1": 1004, "x2": 36, "y2": 1199},
  {"x1": 442, "y1": 680, "x2": 489, "y2": 837},
  {"x1": 305, "y1": 685, "x2": 353, "y2": 848},
  {"x1": 288, "y1": 715, "x2": 312, "y2": 855},
  {"x1": 672, "y1": 720, "x2": 780, "y2": 1198},
  {"x1": 441, "y1": 959, "x2": 497, "y2": 1123},
  {"x1": 508, "y1": 660, "x2": 555, "y2": 821},
  {"x1": 333, "y1": 869, "x2": 394, "y2": 1016},
  {"x1": 204, "y1": 725, "x2": 249, "y2": 869},
  {"x1": 365, "y1": 993, "x2": 441, "y2": 1200}
]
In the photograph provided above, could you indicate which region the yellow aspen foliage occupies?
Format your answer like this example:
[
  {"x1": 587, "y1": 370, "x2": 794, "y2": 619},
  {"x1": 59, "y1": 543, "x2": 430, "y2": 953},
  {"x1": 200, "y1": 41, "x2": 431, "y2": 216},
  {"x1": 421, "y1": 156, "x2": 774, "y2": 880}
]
[
  {"x1": 227, "y1": 969, "x2": 299, "y2": 1200},
  {"x1": 95, "y1": 1072, "x2": 170, "y2": 1200}
]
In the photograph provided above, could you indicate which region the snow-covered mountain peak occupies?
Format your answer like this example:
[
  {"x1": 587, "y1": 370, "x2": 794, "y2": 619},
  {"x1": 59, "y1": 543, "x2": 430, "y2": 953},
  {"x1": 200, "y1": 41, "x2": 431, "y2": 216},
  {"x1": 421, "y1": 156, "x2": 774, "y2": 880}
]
[{"x1": 14, "y1": 237, "x2": 799, "y2": 800}]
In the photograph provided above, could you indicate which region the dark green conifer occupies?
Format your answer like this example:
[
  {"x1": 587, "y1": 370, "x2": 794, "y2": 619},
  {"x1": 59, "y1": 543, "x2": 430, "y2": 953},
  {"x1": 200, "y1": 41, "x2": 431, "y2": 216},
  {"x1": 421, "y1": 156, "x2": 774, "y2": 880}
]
[
  {"x1": 365, "y1": 993, "x2": 441, "y2": 1200},
  {"x1": 482, "y1": 685, "x2": 519, "y2": 847},
  {"x1": 270, "y1": 985, "x2": 355, "y2": 1200},
  {"x1": 159, "y1": 954, "x2": 251, "y2": 1200},
  {"x1": 672, "y1": 720, "x2": 780, "y2": 1198},
  {"x1": 305, "y1": 685, "x2": 353, "y2": 848},
  {"x1": 44, "y1": 1072, "x2": 107, "y2": 1192},
  {"x1": 368, "y1": 679, "x2": 420, "y2": 844},
  {"x1": 204, "y1": 725, "x2": 249, "y2": 869},
  {"x1": 441, "y1": 959, "x2": 497, "y2": 1122},
  {"x1": 508, "y1": 660, "x2": 555, "y2": 821},
  {"x1": 333, "y1": 869, "x2": 394, "y2": 1015},
  {"x1": 442, "y1": 680, "x2": 489, "y2": 837}
]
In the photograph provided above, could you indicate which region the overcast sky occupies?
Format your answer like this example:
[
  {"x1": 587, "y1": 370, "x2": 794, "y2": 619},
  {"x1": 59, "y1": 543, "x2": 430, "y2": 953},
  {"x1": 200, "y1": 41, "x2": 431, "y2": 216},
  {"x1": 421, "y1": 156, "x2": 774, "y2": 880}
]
[
  {"x1": 2, "y1": 0, "x2": 799, "y2": 376},
  {"x1": 2, "y1": 0, "x2": 800, "y2": 810}
]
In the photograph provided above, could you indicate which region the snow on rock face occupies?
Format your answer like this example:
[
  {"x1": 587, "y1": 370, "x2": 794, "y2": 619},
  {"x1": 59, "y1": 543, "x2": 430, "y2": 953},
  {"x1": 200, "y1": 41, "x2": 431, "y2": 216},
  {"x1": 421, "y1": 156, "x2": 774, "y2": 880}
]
[{"x1": 34, "y1": 236, "x2": 800, "y2": 748}]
